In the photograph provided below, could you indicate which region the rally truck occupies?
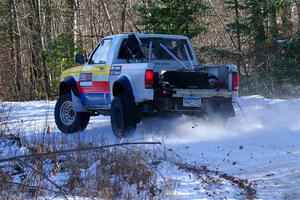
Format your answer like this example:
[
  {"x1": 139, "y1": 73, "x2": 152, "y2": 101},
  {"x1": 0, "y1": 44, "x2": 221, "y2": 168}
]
[{"x1": 55, "y1": 33, "x2": 239, "y2": 137}]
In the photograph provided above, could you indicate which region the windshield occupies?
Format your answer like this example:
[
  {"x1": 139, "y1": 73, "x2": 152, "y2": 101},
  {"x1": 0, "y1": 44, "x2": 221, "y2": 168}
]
[
  {"x1": 90, "y1": 39, "x2": 112, "y2": 64},
  {"x1": 140, "y1": 38, "x2": 193, "y2": 61}
]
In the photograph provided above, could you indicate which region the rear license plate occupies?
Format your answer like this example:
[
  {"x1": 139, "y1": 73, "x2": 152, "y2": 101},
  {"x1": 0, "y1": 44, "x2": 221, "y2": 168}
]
[{"x1": 183, "y1": 96, "x2": 201, "y2": 107}]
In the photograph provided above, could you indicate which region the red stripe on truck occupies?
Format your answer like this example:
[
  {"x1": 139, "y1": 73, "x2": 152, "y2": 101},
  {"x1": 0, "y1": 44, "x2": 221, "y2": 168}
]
[{"x1": 76, "y1": 81, "x2": 110, "y2": 93}]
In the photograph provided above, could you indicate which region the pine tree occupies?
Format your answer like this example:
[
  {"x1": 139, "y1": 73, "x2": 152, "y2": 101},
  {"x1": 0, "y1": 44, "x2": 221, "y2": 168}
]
[
  {"x1": 134, "y1": 0, "x2": 210, "y2": 38},
  {"x1": 223, "y1": 0, "x2": 248, "y2": 52}
]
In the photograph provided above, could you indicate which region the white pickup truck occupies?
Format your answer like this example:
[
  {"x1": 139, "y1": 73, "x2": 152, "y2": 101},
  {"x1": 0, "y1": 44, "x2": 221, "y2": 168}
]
[{"x1": 55, "y1": 33, "x2": 239, "y2": 137}]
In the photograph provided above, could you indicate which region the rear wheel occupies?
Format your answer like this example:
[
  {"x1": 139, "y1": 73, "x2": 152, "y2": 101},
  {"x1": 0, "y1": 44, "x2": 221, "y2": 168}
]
[
  {"x1": 111, "y1": 95, "x2": 137, "y2": 138},
  {"x1": 205, "y1": 99, "x2": 234, "y2": 125},
  {"x1": 55, "y1": 93, "x2": 90, "y2": 133}
]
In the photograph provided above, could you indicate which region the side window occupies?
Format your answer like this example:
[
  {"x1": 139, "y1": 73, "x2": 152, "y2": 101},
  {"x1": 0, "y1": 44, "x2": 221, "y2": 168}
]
[
  {"x1": 90, "y1": 39, "x2": 112, "y2": 64},
  {"x1": 118, "y1": 39, "x2": 127, "y2": 59},
  {"x1": 118, "y1": 39, "x2": 144, "y2": 60}
]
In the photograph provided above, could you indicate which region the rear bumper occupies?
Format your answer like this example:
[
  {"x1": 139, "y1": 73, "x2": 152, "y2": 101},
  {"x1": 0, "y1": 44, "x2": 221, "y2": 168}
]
[
  {"x1": 172, "y1": 88, "x2": 238, "y2": 103},
  {"x1": 172, "y1": 89, "x2": 232, "y2": 98},
  {"x1": 140, "y1": 88, "x2": 236, "y2": 117},
  {"x1": 168, "y1": 96, "x2": 234, "y2": 115}
]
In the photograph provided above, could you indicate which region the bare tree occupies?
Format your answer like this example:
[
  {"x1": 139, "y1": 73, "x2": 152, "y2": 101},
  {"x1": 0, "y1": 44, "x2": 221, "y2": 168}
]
[
  {"x1": 281, "y1": 0, "x2": 293, "y2": 34},
  {"x1": 31, "y1": 0, "x2": 51, "y2": 97},
  {"x1": 65, "y1": 0, "x2": 75, "y2": 59},
  {"x1": 101, "y1": 0, "x2": 115, "y2": 34},
  {"x1": 269, "y1": 2, "x2": 279, "y2": 39},
  {"x1": 0, "y1": 0, "x2": 299, "y2": 100},
  {"x1": 295, "y1": 0, "x2": 300, "y2": 29},
  {"x1": 44, "y1": 0, "x2": 52, "y2": 48},
  {"x1": 120, "y1": 0, "x2": 127, "y2": 32},
  {"x1": 9, "y1": 0, "x2": 24, "y2": 96}
]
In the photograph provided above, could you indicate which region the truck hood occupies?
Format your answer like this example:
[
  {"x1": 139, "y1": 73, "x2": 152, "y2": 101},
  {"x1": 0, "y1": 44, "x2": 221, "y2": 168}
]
[{"x1": 61, "y1": 66, "x2": 83, "y2": 79}]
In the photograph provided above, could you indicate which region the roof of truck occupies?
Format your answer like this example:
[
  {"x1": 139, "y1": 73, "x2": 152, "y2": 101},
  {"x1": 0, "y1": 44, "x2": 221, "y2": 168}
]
[{"x1": 104, "y1": 33, "x2": 189, "y2": 40}]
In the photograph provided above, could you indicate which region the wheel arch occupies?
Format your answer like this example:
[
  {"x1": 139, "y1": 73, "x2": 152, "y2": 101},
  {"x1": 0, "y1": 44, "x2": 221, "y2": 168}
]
[
  {"x1": 112, "y1": 76, "x2": 135, "y2": 102},
  {"x1": 59, "y1": 76, "x2": 80, "y2": 97}
]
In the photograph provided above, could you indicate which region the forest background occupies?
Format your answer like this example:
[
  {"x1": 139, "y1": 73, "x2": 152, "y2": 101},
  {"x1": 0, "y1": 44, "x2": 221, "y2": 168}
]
[{"x1": 0, "y1": 0, "x2": 299, "y2": 100}]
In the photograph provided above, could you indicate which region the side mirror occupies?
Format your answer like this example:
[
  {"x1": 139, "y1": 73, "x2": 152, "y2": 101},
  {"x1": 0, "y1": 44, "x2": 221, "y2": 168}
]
[{"x1": 75, "y1": 54, "x2": 85, "y2": 64}]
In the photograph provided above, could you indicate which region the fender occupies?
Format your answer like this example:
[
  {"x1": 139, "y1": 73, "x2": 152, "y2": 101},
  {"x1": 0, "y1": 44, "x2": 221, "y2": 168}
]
[
  {"x1": 113, "y1": 76, "x2": 135, "y2": 102},
  {"x1": 60, "y1": 76, "x2": 87, "y2": 112},
  {"x1": 60, "y1": 76, "x2": 80, "y2": 97}
]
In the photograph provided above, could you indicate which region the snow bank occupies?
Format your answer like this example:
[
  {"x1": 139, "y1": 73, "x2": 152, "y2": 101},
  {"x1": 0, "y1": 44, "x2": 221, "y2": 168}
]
[{"x1": 3, "y1": 95, "x2": 300, "y2": 199}]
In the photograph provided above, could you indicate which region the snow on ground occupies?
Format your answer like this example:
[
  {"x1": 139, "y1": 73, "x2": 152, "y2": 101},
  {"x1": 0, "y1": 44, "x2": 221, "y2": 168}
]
[{"x1": 4, "y1": 95, "x2": 300, "y2": 199}]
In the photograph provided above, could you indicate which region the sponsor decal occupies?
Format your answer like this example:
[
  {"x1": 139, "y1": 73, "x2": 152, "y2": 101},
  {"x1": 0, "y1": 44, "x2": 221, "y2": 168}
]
[
  {"x1": 110, "y1": 65, "x2": 122, "y2": 75},
  {"x1": 79, "y1": 72, "x2": 93, "y2": 82},
  {"x1": 80, "y1": 82, "x2": 93, "y2": 87}
]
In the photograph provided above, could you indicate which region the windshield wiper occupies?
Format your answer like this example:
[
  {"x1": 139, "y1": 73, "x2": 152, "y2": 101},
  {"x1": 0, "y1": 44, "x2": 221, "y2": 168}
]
[{"x1": 159, "y1": 43, "x2": 187, "y2": 69}]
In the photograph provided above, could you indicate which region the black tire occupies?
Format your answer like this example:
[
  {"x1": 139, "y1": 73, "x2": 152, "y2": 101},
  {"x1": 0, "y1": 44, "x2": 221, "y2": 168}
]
[
  {"x1": 205, "y1": 111, "x2": 229, "y2": 125},
  {"x1": 55, "y1": 93, "x2": 90, "y2": 133},
  {"x1": 206, "y1": 100, "x2": 233, "y2": 125},
  {"x1": 111, "y1": 95, "x2": 137, "y2": 137}
]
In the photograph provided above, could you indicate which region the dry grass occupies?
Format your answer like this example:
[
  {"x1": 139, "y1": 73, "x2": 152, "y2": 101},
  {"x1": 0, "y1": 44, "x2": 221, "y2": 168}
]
[
  {"x1": 0, "y1": 136, "x2": 171, "y2": 199},
  {"x1": 61, "y1": 145, "x2": 165, "y2": 199}
]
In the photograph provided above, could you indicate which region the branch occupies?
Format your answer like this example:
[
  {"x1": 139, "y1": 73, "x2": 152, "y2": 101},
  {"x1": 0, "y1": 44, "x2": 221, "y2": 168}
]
[
  {"x1": 18, "y1": 160, "x2": 69, "y2": 200},
  {"x1": 101, "y1": 0, "x2": 115, "y2": 34},
  {"x1": 117, "y1": 2, "x2": 141, "y2": 33},
  {"x1": 0, "y1": 142, "x2": 162, "y2": 163},
  {"x1": 0, "y1": 180, "x2": 59, "y2": 193},
  {"x1": 207, "y1": 0, "x2": 246, "y2": 71},
  {"x1": 256, "y1": 29, "x2": 300, "y2": 68}
]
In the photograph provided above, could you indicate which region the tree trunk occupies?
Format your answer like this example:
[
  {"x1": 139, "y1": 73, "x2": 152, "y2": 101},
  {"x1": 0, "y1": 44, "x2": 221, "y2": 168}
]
[
  {"x1": 66, "y1": 0, "x2": 75, "y2": 59},
  {"x1": 250, "y1": 1, "x2": 266, "y2": 47},
  {"x1": 31, "y1": 0, "x2": 50, "y2": 97},
  {"x1": 44, "y1": 0, "x2": 52, "y2": 89},
  {"x1": 74, "y1": 0, "x2": 83, "y2": 53},
  {"x1": 122, "y1": 4, "x2": 141, "y2": 33},
  {"x1": 234, "y1": 0, "x2": 241, "y2": 52},
  {"x1": 101, "y1": 0, "x2": 115, "y2": 34},
  {"x1": 10, "y1": 0, "x2": 24, "y2": 96},
  {"x1": 281, "y1": 0, "x2": 292, "y2": 34},
  {"x1": 44, "y1": 0, "x2": 52, "y2": 49},
  {"x1": 120, "y1": 0, "x2": 127, "y2": 33},
  {"x1": 269, "y1": 2, "x2": 278, "y2": 39},
  {"x1": 7, "y1": 0, "x2": 16, "y2": 96},
  {"x1": 296, "y1": 1, "x2": 300, "y2": 29}
]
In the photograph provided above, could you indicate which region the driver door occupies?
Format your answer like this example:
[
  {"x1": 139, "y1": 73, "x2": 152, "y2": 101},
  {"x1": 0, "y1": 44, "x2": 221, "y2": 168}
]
[{"x1": 79, "y1": 38, "x2": 112, "y2": 108}]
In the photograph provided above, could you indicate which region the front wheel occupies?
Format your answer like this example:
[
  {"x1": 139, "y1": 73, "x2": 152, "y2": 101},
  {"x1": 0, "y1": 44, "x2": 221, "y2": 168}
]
[{"x1": 55, "y1": 93, "x2": 90, "y2": 133}]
